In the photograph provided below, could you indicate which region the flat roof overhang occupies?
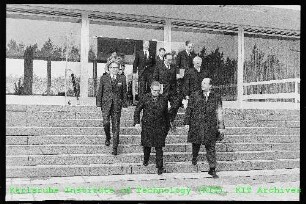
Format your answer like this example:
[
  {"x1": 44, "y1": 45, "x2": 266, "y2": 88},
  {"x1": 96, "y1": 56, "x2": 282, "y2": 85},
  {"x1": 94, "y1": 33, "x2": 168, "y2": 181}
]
[{"x1": 6, "y1": 4, "x2": 300, "y2": 40}]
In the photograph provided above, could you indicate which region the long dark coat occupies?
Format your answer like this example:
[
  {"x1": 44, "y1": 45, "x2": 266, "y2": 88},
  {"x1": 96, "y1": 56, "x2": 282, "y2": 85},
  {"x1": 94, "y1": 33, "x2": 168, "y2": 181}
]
[
  {"x1": 133, "y1": 93, "x2": 173, "y2": 147},
  {"x1": 183, "y1": 67, "x2": 206, "y2": 98},
  {"x1": 184, "y1": 90, "x2": 224, "y2": 145}
]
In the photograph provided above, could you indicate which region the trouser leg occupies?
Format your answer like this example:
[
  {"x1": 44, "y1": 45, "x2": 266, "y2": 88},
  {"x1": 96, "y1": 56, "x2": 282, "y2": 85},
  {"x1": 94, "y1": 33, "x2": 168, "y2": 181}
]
[
  {"x1": 192, "y1": 143, "x2": 201, "y2": 160},
  {"x1": 145, "y1": 72, "x2": 153, "y2": 93},
  {"x1": 168, "y1": 93, "x2": 183, "y2": 122},
  {"x1": 205, "y1": 143, "x2": 217, "y2": 168},
  {"x1": 111, "y1": 109, "x2": 121, "y2": 149},
  {"x1": 138, "y1": 75, "x2": 148, "y2": 100},
  {"x1": 102, "y1": 108, "x2": 111, "y2": 141},
  {"x1": 143, "y1": 146, "x2": 151, "y2": 162},
  {"x1": 155, "y1": 147, "x2": 163, "y2": 169},
  {"x1": 177, "y1": 78, "x2": 184, "y2": 104}
]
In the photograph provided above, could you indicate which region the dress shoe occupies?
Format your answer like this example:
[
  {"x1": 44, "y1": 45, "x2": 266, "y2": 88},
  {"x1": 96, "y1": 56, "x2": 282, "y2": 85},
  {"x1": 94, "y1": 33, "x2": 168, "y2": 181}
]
[
  {"x1": 157, "y1": 168, "x2": 166, "y2": 175},
  {"x1": 192, "y1": 158, "x2": 197, "y2": 165},
  {"x1": 143, "y1": 160, "x2": 149, "y2": 166},
  {"x1": 112, "y1": 148, "x2": 118, "y2": 155},
  {"x1": 105, "y1": 140, "x2": 110, "y2": 146},
  {"x1": 208, "y1": 169, "x2": 219, "y2": 178}
]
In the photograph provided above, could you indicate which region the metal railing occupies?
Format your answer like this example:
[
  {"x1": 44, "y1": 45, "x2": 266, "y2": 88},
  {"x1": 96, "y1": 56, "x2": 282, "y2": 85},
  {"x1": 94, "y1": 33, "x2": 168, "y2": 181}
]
[{"x1": 242, "y1": 78, "x2": 300, "y2": 103}]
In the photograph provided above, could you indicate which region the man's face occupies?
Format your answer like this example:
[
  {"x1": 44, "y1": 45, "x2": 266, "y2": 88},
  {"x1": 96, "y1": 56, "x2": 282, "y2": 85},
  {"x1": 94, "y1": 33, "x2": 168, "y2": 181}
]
[
  {"x1": 109, "y1": 63, "x2": 119, "y2": 75},
  {"x1": 143, "y1": 41, "x2": 150, "y2": 50},
  {"x1": 201, "y1": 78, "x2": 212, "y2": 92},
  {"x1": 151, "y1": 85, "x2": 161, "y2": 97},
  {"x1": 186, "y1": 43, "x2": 193, "y2": 53},
  {"x1": 111, "y1": 52, "x2": 117, "y2": 58},
  {"x1": 164, "y1": 55, "x2": 173, "y2": 65},
  {"x1": 159, "y1": 50, "x2": 165, "y2": 58},
  {"x1": 194, "y1": 58, "x2": 202, "y2": 69}
]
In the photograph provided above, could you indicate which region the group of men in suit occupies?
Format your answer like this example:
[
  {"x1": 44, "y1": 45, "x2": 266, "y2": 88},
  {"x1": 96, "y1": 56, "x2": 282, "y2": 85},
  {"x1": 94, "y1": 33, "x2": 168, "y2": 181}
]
[{"x1": 96, "y1": 40, "x2": 225, "y2": 177}]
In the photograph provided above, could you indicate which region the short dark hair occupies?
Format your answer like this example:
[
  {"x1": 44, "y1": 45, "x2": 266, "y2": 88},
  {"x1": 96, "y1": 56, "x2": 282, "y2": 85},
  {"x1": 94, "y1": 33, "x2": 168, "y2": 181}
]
[
  {"x1": 151, "y1": 81, "x2": 160, "y2": 88},
  {"x1": 185, "y1": 41, "x2": 192, "y2": 46},
  {"x1": 159, "y1": 48, "x2": 166, "y2": 52},
  {"x1": 164, "y1": 53, "x2": 172, "y2": 59}
]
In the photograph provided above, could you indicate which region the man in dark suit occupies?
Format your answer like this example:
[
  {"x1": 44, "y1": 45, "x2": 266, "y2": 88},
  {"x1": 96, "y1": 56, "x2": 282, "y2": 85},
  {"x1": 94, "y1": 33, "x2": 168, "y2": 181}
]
[
  {"x1": 153, "y1": 53, "x2": 180, "y2": 129},
  {"x1": 183, "y1": 56, "x2": 206, "y2": 101},
  {"x1": 176, "y1": 41, "x2": 197, "y2": 88},
  {"x1": 133, "y1": 40, "x2": 156, "y2": 100},
  {"x1": 155, "y1": 47, "x2": 166, "y2": 68},
  {"x1": 184, "y1": 78, "x2": 225, "y2": 178},
  {"x1": 134, "y1": 81, "x2": 176, "y2": 175},
  {"x1": 96, "y1": 62, "x2": 128, "y2": 155}
]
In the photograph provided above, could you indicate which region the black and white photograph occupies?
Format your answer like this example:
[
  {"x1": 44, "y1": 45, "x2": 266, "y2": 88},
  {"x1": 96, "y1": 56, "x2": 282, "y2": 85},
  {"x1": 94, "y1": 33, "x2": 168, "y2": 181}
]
[{"x1": 5, "y1": 4, "x2": 300, "y2": 201}]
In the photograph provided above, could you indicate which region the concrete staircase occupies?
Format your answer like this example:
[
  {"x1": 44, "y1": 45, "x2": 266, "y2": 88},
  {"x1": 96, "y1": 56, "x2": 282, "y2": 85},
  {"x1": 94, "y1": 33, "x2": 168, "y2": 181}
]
[{"x1": 6, "y1": 104, "x2": 300, "y2": 178}]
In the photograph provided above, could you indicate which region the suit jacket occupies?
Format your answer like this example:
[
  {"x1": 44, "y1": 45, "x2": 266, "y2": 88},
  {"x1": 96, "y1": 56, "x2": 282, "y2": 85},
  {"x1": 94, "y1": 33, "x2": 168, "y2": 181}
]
[
  {"x1": 96, "y1": 73, "x2": 128, "y2": 113},
  {"x1": 155, "y1": 56, "x2": 164, "y2": 68},
  {"x1": 176, "y1": 50, "x2": 197, "y2": 73},
  {"x1": 133, "y1": 50, "x2": 155, "y2": 77},
  {"x1": 183, "y1": 67, "x2": 206, "y2": 98},
  {"x1": 184, "y1": 90, "x2": 225, "y2": 145},
  {"x1": 153, "y1": 63, "x2": 177, "y2": 96}
]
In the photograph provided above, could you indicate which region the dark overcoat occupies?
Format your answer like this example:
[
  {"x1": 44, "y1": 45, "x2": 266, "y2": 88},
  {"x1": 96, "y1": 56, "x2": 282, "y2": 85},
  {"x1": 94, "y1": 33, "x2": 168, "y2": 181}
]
[
  {"x1": 132, "y1": 50, "x2": 155, "y2": 77},
  {"x1": 184, "y1": 90, "x2": 224, "y2": 145},
  {"x1": 133, "y1": 93, "x2": 172, "y2": 147},
  {"x1": 183, "y1": 67, "x2": 206, "y2": 98}
]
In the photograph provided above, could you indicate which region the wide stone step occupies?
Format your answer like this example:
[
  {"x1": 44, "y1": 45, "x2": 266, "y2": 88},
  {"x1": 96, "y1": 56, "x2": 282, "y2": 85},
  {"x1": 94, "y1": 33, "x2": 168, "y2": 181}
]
[
  {"x1": 6, "y1": 159, "x2": 300, "y2": 178},
  {"x1": 6, "y1": 110, "x2": 300, "y2": 125},
  {"x1": 6, "y1": 151, "x2": 300, "y2": 167},
  {"x1": 6, "y1": 118, "x2": 300, "y2": 128},
  {"x1": 6, "y1": 142, "x2": 300, "y2": 156},
  {"x1": 6, "y1": 104, "x2": 300, "y2": 116},
  {"x1": 6, "y1": 127, "x2": 300, "y2": 136},
  {"x1": 6, "y1": 135, "x2": 300, "y2": 146}
]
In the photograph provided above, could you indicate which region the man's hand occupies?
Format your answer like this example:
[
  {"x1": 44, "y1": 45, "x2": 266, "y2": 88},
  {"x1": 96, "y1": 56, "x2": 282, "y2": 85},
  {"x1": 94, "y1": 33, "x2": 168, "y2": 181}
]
[
  {"x1": 176, "y1": 74, "x2": 184, "y2": 79},
  {"x1": 133, "y1": 73, "x2": 138, "y2": 80},
  {"x1": 185, "y1": 125, "x2": 189, "y2": 129},
  {"x1": 182, "y1": 99, "x2": 188, "y2": 109},
  {"x1": 135, "y1": 124, "x2": 141, "y2": 131}
]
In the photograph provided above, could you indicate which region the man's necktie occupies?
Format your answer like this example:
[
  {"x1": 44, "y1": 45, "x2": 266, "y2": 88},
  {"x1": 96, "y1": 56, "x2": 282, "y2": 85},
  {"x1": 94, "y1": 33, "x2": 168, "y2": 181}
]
[{"x1": 204, "y1": 92, "x2": 208, "y2": 101}]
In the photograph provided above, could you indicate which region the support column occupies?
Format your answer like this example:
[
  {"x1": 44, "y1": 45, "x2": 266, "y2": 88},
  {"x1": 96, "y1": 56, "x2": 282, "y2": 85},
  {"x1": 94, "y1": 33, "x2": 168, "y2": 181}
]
[
  {"x1": 80, "y1": 12, "x2": 89, "y2": 98},
  {"x1": 163, "y1": 19, "x2": 172, "y2": 53},
  {"x1": 237, "y1": 27, "x2": 244, "y2": 107}
]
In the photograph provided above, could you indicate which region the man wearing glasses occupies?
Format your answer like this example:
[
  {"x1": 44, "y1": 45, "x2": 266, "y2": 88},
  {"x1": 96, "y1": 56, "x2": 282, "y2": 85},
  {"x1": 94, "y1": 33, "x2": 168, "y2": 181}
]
[{"x1": 96, "y1": 62, "x2": 128, "y2": 155}]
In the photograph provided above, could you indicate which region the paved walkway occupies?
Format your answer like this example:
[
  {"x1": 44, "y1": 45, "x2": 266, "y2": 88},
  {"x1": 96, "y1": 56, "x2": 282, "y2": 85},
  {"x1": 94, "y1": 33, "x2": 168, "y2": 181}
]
[{"x1": 6, "y1": 168, "x2": 300, "y2": 201}]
